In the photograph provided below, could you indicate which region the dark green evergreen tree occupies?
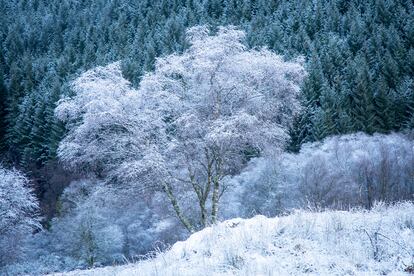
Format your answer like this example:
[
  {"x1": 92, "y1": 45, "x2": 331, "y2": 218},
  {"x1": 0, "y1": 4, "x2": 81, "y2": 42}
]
[
  {"x1": 0, "y1": 71, "x2": 7, "y2": 154},
  {"x1": 348, "y1": 56, "x2": 376, "y2": 134}
]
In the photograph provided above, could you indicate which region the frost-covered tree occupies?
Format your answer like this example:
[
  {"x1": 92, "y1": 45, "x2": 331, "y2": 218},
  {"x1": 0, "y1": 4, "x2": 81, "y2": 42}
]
[
  {"x1": 49, "y1": 181, "x2": 125, "y2": 267},
  {"x1": 296, "y1": 133, "x2": 414, "y2": 209},
  {"x1": 224, "y1": 132, "x2": 414, "y2": 215},
  {"x1": 55, "y1": 62, "x2": 163, "y2": 178},
  {"x1": 0, "y1": 166, "x2": 41, "y2": 266},
  {"x1": 44, "y1": 179, "x2": 183, "y2": 267},
  {"x1": 135, "y1": 26, "x2": 305, "y2": 231},
  {"x1": 220, "y1": 156, "x2": 301, "y2": 219},
  {"x1": 56, "y1": 26, "x2": 305, "y2": 232}
]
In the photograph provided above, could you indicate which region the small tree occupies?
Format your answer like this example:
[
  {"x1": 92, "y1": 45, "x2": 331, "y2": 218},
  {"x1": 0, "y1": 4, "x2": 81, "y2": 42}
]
[{"x1": 0, "y1": 165, "x2": 41, "y2": 265}]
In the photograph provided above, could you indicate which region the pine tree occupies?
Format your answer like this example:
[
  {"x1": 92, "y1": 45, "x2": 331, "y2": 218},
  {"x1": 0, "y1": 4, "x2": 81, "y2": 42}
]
[
  {"x1": 348, "y1": 56, "x2": 376, "y2": 134},
  {"x1": 381, "y1": 50, "x2": 400, "y2": 90},
  {"x1": 373, "y1": 75, "x2": 394, "y2": 132},
  {"x1": 0, "y1": 72, "x2": 7, "y2": 154},
  {"x1": 399, "y1": 77, "x2": 414, "y2": 129}
]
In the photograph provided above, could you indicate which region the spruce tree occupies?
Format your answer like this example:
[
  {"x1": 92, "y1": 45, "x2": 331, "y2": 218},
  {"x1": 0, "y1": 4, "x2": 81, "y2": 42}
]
[
  {"x1": 0, "y1": 72, "x2": 7, "y2": 154},
  {"x1": 348, "y1": 56, "x2": 376, "y2": 134}
]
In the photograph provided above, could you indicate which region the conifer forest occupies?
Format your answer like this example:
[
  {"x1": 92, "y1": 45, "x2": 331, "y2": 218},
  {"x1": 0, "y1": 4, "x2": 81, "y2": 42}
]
[{"x1": 1, "y1": 0, "x2": 414, "y2": 274}]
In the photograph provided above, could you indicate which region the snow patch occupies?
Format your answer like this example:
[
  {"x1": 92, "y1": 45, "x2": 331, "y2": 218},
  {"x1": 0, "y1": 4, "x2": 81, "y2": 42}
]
[{"x1": 55, "y1": 202, "x2": 414, "y2": 275}]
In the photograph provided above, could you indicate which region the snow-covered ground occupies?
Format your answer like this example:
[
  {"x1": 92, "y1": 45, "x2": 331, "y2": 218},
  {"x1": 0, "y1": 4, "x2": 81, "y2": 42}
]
[{"x1": 56, "y1": 202, "x2": 414, "y2": 276}]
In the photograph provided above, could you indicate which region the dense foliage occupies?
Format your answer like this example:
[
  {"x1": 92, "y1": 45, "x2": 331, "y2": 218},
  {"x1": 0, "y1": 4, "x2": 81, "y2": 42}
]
[
  {"x1": 222, "y1": 132, "x2": 414, "y2": 219},
  {"x1": 0, "y1": 166, "x2": 40, "y2": 266},
  {"x1": 55, "y1": 27, "x2": 305, "y2": 232},
  {"x1": 2, "y1": 131, "x2": 413, "y2": 273},
  {"x1": 1, "y1": 0, "x2": 413, "y2": 166},
  {"x1": 1, "y1": 0, "x2": 413, "y2": 222},
  {"x1": 1, "y1": 0, "x2": 413, "y2": 274}
]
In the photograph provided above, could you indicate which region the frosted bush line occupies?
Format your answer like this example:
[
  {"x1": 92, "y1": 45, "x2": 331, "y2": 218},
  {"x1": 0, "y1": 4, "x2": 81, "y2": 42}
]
[{"x1": 57, "y1": 202, "x2": 414, "y2": 276}]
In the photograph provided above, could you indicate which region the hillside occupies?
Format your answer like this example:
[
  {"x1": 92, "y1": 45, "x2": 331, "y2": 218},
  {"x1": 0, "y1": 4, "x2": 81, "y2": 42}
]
[
  {"x1": 57, "y1": 202, "x2": 414, "y2": 276},
  {"x1": 1, "y1": 1, "x2": 413, "y2": 273}
]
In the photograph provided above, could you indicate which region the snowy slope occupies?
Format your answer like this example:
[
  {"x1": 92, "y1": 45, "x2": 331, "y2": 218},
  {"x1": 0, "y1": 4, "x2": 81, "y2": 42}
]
[{"x1": 57, "y1": 202, "x2": 414, "y2": 276}]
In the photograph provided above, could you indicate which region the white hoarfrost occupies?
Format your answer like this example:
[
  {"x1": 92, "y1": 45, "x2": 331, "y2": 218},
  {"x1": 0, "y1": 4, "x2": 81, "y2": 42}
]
[
  {"x1": 56, "y1": 202, "x2": 414, "y2": 275},
  {"x1": 0, "y1": 166, "x2": 41, "y2": 266},
  {"x1": 55, "y1": 25, "x2": 306, "y2": 232}
]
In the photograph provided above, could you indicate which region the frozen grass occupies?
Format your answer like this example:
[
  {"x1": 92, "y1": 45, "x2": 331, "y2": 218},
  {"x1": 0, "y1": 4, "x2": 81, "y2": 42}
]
[{"x1": 56, "y1": 202, "x2": 414, "y2": 275}]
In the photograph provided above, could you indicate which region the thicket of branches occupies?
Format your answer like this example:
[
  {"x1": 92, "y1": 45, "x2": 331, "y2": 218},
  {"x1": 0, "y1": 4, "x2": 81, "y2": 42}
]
[
  {"x1": 0, "y1": 166, "x2": 40, "y2": 267},
  {"x1": 224, "y1": 132, "x2": 414, "y2": 219}
]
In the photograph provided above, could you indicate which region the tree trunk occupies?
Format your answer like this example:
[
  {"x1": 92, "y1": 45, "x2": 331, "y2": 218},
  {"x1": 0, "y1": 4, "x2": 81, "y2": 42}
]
[
  {"x1": 162, "y1": 182, "x2": 194, "y2": 233},
  {"x1": 366, "y1": 175, "x2": 374, "y2": 210},
  {"x1": 199, "y1": 200, "x2": 207, "y2": 228},
  {"x1": 211, "y1": 178, "x2": 220, "y2": 224}
]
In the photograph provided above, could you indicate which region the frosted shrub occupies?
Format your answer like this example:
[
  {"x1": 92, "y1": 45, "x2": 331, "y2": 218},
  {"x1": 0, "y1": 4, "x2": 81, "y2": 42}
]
[
  {"x1": 223, "y1": 132, "x2": 414, "y2": 216},
  {"x1": 0, "y1": 166, "x2": 41, "y2": 266},
  {"x1": 45, "y1": 180, "x2": 185, "y2": 268},
  {"x1": 297, "y1": 133, "x2": 414, "y2": 208}
]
